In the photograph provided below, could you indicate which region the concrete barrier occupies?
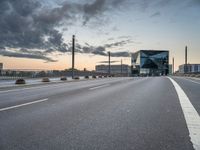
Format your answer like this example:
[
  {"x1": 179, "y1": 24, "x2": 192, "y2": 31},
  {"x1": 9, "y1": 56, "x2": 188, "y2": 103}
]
[
  {"x1": 60, "y1": 76, "x2": 67, "y2": 81},
  {"x1": 85, "y1": 76, "x2": 89, "y2": 79},
  {"x1": 42, "y1": 77, "x2": 50, "y2": 82},
  {"x1": 74, "y1": 76, "x2": 80, "y2": 80},
  {"x1": 15, "y1": 79, "x2": 26, "y2": 84}
]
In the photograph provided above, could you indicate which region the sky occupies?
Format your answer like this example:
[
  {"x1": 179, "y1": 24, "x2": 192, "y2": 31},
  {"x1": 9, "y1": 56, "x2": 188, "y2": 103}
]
[{"x1": 0, "y1": 0, "x2": 200, "y2": 71}]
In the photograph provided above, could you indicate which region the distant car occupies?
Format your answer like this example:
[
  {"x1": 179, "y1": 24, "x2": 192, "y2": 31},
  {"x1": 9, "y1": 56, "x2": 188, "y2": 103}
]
[
  {"x1": 92, "y1": 75, "x2": 96, "y2": 78},
  {"x1": 98, "y1": 75, "x2": 102, "y2": 78}
]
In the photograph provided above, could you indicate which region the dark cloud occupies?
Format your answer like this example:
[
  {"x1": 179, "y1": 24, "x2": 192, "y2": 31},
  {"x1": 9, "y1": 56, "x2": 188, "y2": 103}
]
[
  {"x1": 73, "y1": 40, "x2": 131, "y2": 57},
  {"x1": 0, "y1": 47, "x2": 56, "y2": 62},
  {"x1": 110, "y1": 51, "x2": 130, "y2": 57},
  {"x1": 83, "y1": 0, "x2": 107, "y2": 25},
  {"x1": 187, "y1": 0, "x2": 200, "y2": 7},
  {"x1": 98, "y1": 61, "x2": 120, "y2": 64},
  {"x1": 0, "y1": 0, "x2": 128, "y2": 61},
  {"x1": 150, "y1": 11, "x2": 161, "y2": 17},
  {"x1": 104, "y1": 40, "x2": 132, "y2": 48}
]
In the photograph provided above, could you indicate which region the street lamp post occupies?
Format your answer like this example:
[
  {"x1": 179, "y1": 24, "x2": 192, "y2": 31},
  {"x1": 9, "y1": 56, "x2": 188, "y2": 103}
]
[
  {"x1": 72, "y1": 35, "x2": 75, "y2": 79},
  {"x1": 108, "y1": 51, "x2": 111, "y2": 75}
]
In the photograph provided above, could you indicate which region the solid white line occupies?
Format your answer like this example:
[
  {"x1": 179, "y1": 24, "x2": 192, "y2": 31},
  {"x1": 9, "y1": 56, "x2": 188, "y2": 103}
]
[
  {"x1": 89, "y1": 84, "x2": 110, "y2": 90},
  {"x1": 168, "y1": 77, "x2": 200, "y2": 150},
  {"x1": 0, "y1": 98, "x2": 48, "y2": 112}
]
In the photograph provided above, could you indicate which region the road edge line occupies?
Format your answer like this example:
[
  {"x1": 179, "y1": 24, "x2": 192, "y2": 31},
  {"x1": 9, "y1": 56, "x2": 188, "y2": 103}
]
[{"x1": 168, "y1": 77, "x2": 200, "y2": 150}]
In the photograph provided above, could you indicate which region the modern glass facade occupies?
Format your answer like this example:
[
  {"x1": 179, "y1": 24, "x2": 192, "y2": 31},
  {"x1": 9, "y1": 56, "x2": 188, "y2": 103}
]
[{"x1": 132, "y1": 50, "x2": 169, "y2": 76}]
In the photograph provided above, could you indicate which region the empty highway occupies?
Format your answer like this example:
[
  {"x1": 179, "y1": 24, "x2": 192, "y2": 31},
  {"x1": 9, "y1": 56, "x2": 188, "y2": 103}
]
[{"x1": 0, "y1": 77, "x2": 200, "y2": 150}]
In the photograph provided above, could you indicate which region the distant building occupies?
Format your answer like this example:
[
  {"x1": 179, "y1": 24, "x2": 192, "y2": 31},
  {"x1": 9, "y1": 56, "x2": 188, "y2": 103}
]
[
  {"x1": 95, "y1": 64, "x2": 131, "y2": 76},
  {"x1": 0, "y1": 63, "x2": 3, "y2": 70},
  {"x1": 131, "y1": 50, "x2": 169, "y2": 76},
  {"x1": 168, "y1": 64, "x2": 173, "y2": 75},
  {"x1": 0, "y1": 63, "x2": 3, "y2": 75},
  {"x1": 179, "y1": 64, "x2": 200, "y2": 73}
]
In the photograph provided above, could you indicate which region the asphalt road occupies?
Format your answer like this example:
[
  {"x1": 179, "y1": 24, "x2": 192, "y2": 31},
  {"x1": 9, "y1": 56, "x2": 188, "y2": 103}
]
[{"x1": 0, "y1": 77, "x2": 199, "y2": 150}]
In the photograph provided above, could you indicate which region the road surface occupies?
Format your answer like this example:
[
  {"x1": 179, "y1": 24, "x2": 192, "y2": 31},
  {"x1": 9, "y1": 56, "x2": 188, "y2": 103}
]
[{"x1": 0, "y1": 77, "x2": 200, "y2": 150}]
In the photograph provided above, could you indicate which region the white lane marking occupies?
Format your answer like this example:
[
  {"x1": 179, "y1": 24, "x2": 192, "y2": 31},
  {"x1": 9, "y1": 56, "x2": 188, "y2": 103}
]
[
  {"x1": 0, "y1": 98, "x2": 48, "y2": 112},
  {"x1": 89, "y1": 84, "x2": 110, "y2": 90},
  {"x1": 168, "y1": 77, "x2": 200, "y2": 150}
]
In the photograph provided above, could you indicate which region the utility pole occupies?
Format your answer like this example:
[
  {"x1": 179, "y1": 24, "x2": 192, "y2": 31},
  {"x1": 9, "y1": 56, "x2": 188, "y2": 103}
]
[
  {"x1": 108, "y1": 51, "x2": 111, "y2": 75},
  {"x1": 185, "y1": 46, "x2": 188, "y2": 73},
  {"x1": 72, "y1": 35, "x2": 75, "y2": 79},
  {"x1": 172, "y1": 57, "x2": 174, "y2": 75},
  {"x1": 121, "y1": 59, "x2": 123, "y2": 76},
  {"x1": 185, "y1": 46, "x2": 187, "y2": 65}
]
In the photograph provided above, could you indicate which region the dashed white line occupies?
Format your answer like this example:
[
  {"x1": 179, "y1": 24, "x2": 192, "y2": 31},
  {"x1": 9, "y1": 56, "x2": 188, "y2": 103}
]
[
  {"x1": 0, "y1": 98, "x2": 48, "y2": 112},
  {"x1": 89, "y1": 84, "x2": 110, "y2": 90},
  {"x1": 168, "y1": 77, "x2": 200, "y2": 150}
]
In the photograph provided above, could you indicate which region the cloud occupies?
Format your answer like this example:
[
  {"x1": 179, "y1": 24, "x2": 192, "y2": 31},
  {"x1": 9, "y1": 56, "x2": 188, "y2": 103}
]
[
  {"x1": 150, "y1": 11, "x2": 161, "y2": 17},
  {"x1": 187, "y1": 0, "x2": 200, "y2": 7},
  {"x1": 104, "y1": 39, "x2": 132, "y2": 48},
  {"x1": 110, "y1": 51, "x2": 131, "y2": 57},
  {"x1": 0, "y1": 0, "x2": 129, "y2": 61},
  {"x1": 98, "y1": 61, "x2": 120, "y2": 64},
  {"x1": 0, "y1": 47, "x2": 56, "y2": 62},
  {"x1": 73, "y1": 39, "x2": 131, "y2": 57}
]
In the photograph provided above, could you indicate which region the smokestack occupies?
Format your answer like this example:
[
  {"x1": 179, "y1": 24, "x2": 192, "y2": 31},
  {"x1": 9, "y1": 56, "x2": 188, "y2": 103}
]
[
  {"x1": 108, "y1": 51, "x2": 111, "y2": 75},
  {"x1": 185, "y1": 46, "x2": 187, "y2": 65},
  {"x1": 72, "y1": 35, "x2": 75, "y2": 79}
]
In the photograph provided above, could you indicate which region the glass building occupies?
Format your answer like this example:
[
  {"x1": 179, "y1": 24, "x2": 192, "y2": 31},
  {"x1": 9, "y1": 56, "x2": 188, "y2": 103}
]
[{"x1": 132, "y1": 50, "x2": 169, "y2": 76}]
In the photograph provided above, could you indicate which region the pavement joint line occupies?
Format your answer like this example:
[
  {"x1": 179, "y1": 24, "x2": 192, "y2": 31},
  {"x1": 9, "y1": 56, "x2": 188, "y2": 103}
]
[
  {"x1": 89, "y1": 84, "x2": 110, "y2": 90},
  {"x1": 173, "y1": 77, "x2": 200, "y2": 85},
  {"x1": 0, "y1": 98, "x2": 49, "y2": 112},
  {"x1": 0, "y1": 78, "x2": 130, "y2": 94},
  {"x1": 0, "y1": 83, "x2": 70, "y2": 94},
  {"x1": 184, "y1": 78, "x2": 200, "y2": 85},
  {"x1": 0, "y1": 78, "x2": 107, "y2": 94},
  {"x1": 168, "y1": 77, "x2": 200, "y2": 150}
]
